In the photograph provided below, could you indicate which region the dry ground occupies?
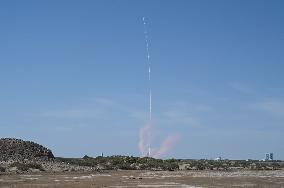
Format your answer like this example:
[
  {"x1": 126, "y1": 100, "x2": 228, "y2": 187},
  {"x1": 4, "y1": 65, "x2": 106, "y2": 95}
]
[{"x1": 0, "y1": 170, "x2": 284, "y2": 188}]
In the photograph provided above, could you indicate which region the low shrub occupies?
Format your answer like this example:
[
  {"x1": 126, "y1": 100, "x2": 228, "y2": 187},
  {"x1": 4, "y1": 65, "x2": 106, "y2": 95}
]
[
  {"x1": 0, "y1": 166, "x2": 5, "y2": 172},
  {"x1": 9, "y1": 162, "x2": 44, "y2": 171}
]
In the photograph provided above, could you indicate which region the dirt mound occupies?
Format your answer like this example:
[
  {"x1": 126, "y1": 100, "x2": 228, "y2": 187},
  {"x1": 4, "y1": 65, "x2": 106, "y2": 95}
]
[{"x1": 0, "y1": 138, "x2": 54, "y2": 161}]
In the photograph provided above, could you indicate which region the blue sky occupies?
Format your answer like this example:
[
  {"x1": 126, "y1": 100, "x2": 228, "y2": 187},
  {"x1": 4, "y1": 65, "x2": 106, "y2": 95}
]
[{"x1": 0, "y1": 0, "x2": 284, "y2": 159}]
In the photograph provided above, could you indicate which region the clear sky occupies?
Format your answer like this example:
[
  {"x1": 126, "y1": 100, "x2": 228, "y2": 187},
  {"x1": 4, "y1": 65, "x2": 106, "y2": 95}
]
[{"x1": 0, "y1": 0, "x2": 284, "y2": 160}]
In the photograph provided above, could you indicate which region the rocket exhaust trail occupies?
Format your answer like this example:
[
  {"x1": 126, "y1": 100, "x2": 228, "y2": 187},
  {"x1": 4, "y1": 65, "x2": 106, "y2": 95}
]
[
  {"x1": 142, "y1": 17, "x2": 152, "y2": 122},
  {"x1": 142, "y1": 17, "x2": 152, "y2": 157},
  {"x1": 139, "y1": 17, "x2": 179, "y2": 158}
]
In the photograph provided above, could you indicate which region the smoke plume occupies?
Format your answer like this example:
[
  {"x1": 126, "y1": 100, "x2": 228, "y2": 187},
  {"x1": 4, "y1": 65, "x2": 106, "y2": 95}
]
[
  {"x1": 152, "y1": 134, "x2": 179, "y2": 158},
  {"x1": 138, "y1": 123, "x2": 153, "y2": 156},
  {"x1": 139, "y1": 122, "x2": 179, "y2": 158}
]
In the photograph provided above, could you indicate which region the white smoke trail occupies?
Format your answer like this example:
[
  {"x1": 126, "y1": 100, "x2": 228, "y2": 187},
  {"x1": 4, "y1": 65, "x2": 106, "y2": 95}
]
[
  {"x1": 139, "y1": 17, "x2": 179, "y2": 158},
  {"x1": 138, "y1": 17, "x2": 152, "y2": 157},
  {"x1": 142, "y1": 17, "x2": 152, "y2": 121}
]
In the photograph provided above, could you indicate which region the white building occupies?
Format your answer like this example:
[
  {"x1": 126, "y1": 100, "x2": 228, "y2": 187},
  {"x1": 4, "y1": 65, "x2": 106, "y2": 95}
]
[{"x1": 265, "y1": 153, "x2": 273, "y2": 161}]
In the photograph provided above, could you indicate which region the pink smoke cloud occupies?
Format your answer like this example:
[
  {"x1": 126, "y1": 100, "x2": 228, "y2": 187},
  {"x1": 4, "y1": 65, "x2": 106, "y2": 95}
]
[
  {"x1": 152, "y1": 134, "x2": 180, "y2": 158},
  {"x1": 138, "y1": 122, "x2": 180, "y2": 158}
]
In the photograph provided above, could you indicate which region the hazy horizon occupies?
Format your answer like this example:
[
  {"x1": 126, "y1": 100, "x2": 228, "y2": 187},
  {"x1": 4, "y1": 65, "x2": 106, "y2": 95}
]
[{"x1": 0, "y1": 0, "x2": 284, "y2": 160}]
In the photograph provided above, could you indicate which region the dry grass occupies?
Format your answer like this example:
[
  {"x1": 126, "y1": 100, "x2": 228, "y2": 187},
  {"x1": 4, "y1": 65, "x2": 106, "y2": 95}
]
[{"x1": 0, "y1": 170, "x2": 284, "y2": 188}]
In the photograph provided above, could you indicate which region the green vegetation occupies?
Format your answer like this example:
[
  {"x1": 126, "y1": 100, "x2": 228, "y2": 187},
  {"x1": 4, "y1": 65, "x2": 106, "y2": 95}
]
[
  {"x1": 57, "y1": 155, "x2": 179, "y2": 171},
  {"x1": 56, "y1": 156, "x2": 284, "y2": 171},
  {"x1": 180, "y1": 159, "x2": 284, "y2": 170}
]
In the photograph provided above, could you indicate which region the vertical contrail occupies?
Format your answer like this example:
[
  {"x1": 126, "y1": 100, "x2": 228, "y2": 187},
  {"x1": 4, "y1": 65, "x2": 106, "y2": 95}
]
[
  {"x1": 142, "y1": 17, "x2": 152, "y2": 157},
  {"x1": 142, "y1": 17, "x2": 151, "y2": 122},
  {"x1": 139, "y1": 17, "x2": 179, "y2": 158}
]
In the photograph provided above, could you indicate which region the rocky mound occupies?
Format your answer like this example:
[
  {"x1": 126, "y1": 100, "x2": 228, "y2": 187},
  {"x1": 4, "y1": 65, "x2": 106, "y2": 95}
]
[{"x1": 0, "y1": 138, "x2": 54, "y2": 161}]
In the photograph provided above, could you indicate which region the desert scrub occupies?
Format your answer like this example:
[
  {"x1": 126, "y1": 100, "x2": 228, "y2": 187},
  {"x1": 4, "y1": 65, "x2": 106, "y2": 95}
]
[
  {"x1": 9, "y1": 162, "x2": 45, "y2": 171},
  {"x1": 0, "y1": 166, "x2": 5, "y2": 172}
]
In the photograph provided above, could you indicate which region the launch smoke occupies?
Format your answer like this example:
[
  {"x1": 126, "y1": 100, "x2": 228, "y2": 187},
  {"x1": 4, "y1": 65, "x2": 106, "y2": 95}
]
[
  {"x1": 152, "y1": 135, "x2": 180, "y2": 158},
  {"x1": 138, "y1": 123, "x2": 152, "y2": 157}
]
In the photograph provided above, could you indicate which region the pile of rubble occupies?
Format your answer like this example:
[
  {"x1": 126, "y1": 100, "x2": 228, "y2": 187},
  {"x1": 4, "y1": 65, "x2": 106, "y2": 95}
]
[{"x1": 0, "y1": 138, "x2": 54, "y2": 161}]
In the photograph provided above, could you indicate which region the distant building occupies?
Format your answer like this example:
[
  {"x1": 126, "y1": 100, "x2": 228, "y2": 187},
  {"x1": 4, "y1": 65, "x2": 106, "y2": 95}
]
[
  {"x1": 265, "y1": 153, "x2": 273, "y2": 161},
  {"x1": 269, "y1": 153, "x2": 273, "y2": 160},
  {"x1": 147, "y1": 147, "x2": 151, "y2": 157},
  {"x1": 214, "y1": 157, "x2": 222, "y2": 161},
  {"x1": 265, "y1": 153, "x2": 270, "y2": 161}
]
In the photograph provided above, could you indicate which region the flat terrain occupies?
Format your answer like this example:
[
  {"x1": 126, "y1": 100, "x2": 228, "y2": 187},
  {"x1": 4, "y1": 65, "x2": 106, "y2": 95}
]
[{"x1": 0, "y1": 170, "x2": 284, "y2": 188}]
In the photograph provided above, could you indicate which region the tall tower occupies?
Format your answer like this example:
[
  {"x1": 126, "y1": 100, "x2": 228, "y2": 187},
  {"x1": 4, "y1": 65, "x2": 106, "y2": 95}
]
[{"x1": 269, "y1": 153, "x2": 273, "y2": 161}]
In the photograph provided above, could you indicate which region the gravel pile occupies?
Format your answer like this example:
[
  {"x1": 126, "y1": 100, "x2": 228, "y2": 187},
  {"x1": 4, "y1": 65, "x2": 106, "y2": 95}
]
[{"x1": 0, "y1": 138, "x2": 54, "y2": 161}]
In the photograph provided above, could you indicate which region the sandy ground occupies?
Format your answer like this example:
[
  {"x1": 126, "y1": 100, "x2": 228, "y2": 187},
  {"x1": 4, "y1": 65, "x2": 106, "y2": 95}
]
[{"x1": 0, "y1": 170, "x2": 284, "y2": 188}]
